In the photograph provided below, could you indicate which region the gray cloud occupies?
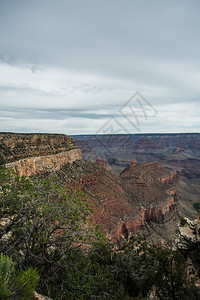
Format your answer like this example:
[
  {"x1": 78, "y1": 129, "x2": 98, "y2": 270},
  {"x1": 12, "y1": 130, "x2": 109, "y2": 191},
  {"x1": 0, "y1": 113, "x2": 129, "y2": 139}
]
[
  {"x1": 0, "y1": 0, "x2": 199, "y2": 133},
  {"x1": 0, "y1": 106, "x2": 114, "y2": 120}
]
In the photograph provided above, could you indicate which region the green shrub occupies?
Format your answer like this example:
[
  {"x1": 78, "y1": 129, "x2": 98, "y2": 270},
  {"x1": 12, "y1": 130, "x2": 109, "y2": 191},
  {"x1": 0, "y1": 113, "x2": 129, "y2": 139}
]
[
  {"x1": 179, "y1": 215, "x2": 187, "y2": 227},
  {"x1": 0, "y1": 155, "x2": 5, "y2": 167},
  {"x1": 193, "y1": 202, "x2": 200, "y2": 211},
  {"x1": 0, "y1": 254, "x2": 39, "y2": 300}
]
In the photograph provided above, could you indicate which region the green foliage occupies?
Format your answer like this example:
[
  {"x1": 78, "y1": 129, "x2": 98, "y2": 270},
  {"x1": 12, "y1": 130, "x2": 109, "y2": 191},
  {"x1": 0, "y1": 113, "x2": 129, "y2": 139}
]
[
  {"x1": 0, "y1": 168, "x2": 94, "y2": 294},
  {"x1": 0, "y1": 155, "x2": 5, "y2": 167},
  {"x1": 16, "y1": 268, "x2": 40, "y2": 300},
  {"x1": 111, "y1": 239, "x2": 158, "y2": 298},
  {"x1": 0, "y1": 254, "x2": 39, "y2": 300},
  {"x1": 179, "y1": 215, "x2": 187, "y2": 227},
  {"x1": 1, "y1": 168, "x2": 200, "y2": 299},
  {"x1": 193, "y1": 202, "x2": 200, "y2": 211},
  {"x1": 0, "y1": 168, "x2": 92, "y2": 258},
  {"x1": 0, "y1": 254, "x2": 14, "y2": 299},
  {"x1": 48, "y1": 248, "x2": 124, "y2": 300},
  {"x1": 155, "y1": 248, "x2": 187, "y2": 300}
]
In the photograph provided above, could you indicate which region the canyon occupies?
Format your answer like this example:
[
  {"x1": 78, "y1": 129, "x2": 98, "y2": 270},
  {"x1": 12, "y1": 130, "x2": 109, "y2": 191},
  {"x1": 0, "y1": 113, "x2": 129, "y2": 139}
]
[
  {"x1": 73, "y1": 133, "x2": 200, "y2": 179},
  {"x1": 56, "y1": 159, "x2": 181, "y2": 244},
  {"x1": 1, "y1": 132, "x2": 199, "y2": 245}
]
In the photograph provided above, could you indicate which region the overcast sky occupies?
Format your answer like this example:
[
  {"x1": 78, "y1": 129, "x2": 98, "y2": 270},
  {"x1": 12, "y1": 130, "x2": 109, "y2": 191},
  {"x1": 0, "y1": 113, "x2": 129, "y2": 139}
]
[{"x1": 0, "y1": 0, "x2": 199, "y2": 134}]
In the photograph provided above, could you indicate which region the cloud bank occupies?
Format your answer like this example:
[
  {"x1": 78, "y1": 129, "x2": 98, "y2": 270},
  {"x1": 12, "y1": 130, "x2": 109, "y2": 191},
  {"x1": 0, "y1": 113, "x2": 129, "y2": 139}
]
[{"x1": 0, "y1": 0, "x2": 199, "y2": 134}]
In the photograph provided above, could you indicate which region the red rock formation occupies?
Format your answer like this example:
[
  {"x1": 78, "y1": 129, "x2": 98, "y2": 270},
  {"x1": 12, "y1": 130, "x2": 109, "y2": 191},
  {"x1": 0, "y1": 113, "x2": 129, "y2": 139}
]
[
  {"x1": 132, "y1": 137, "x2": 164, "y2": 149},
  {"x1": 119, "y1": 223, "x2": 129, "y2": 239},
  {"x1": 93, "y1": 158, "x2": 109, "y2": 168},
  {"x1": 159, "y1": 171, "x2": 179, "y2": 184},
  {"x1": 58, "y1": 160, "x2": 180, "y2": 244},
  {"x1": 120, "y1": 161, "x2": 179, "y2": 227},
  {"x1": 190, "y1": 137, "x2": 200, "y2": 150},
  {"x1": 129, "y1": 160, "x2": 137, "y2": 167}
]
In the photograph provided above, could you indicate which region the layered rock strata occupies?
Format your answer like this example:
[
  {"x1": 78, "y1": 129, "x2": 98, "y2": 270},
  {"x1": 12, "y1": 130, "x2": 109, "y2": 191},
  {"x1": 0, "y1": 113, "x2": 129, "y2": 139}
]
[
  {"x1": 0, "y1": 133, "x2": 82, "y2": 176},
  {"x1": 57, "y1": 160, "x2": 180, "y2": 244},
  {"x1": 6, "y1": 149, "x2": 82, "y2": 177}
]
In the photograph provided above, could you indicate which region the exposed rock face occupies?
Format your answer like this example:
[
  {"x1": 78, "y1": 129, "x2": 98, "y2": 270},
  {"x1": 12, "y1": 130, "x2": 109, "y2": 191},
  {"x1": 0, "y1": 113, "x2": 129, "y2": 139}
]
[
  {"x1": 0, "y1": 133, "x2": 78, "y2": 162},
  {"x1": 120, "y1": 161, "x2": 179, "y2": 224},
  {"x1": 159, "y1": 171, "x2": 179, "y2": 184},
  {"x1": 192, "y1": 136, "x2": 200, "y2": 150},
  {"x1": 120, "y1": 223, "x2": 129, "y2": 239},
  {"x1": 173, "y1": 214, "x2": 200, "y2": 286},
  {"x1": 73, "y1": 133, "x2": 200, "y2": 179},
  {"x1": 173, "y1": 213, "x2": 200, "y2": 251},
  {"x1": 132, "y1": 137, "x2": 164, "y2": 149},
  {"x1": 56, "y1": 160, "x2": 180, "y2": 244},
  {"x1": 6, "y1": 149, "x2": 82, "y2": 177},
  {"x1": 0, "y1": 133, "x2": 82, "y2": 176},
  {"x1": 92, "y1": 158, "x2": 109, "y2": 168},
  {"x1": 33, "y1": 291, "x2": 52, "y2": 300}
]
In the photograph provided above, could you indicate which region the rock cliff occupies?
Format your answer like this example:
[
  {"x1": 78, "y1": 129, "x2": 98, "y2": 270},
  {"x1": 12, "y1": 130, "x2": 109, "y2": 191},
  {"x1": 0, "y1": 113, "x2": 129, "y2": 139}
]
[
  {"x1": 173, "y1": 213, "x2": 200, "y2": 251},
  {"x1": 173, "y1": 214, "x2": 200, "y2": 286},
  {"x1": 0, "y1": 133, "x2": 82, "y2": 176},
  {"x1": 56, "y1": 159, "x2": 180, "y2": 244},
  {"x1": 121, "y1": 161, "x2": 179, "y2": 222}
]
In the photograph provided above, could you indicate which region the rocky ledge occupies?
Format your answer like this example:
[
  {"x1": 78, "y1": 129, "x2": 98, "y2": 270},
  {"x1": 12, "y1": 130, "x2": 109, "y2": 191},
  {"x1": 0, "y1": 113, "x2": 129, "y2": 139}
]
[{"x1": 0, "y1": 133, "x2": 82, "y2": 176}]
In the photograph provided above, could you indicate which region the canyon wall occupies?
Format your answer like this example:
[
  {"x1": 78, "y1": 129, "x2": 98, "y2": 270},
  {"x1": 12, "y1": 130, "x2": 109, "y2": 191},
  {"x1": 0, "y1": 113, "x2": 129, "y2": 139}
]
[
  {"x1": 58, "y1": 159, "x2": 181, "y2": 244},
  {"x1": 6, "y1": 149, "x2": 82, "y2": 176},
  {"x1": 120, "y1": 161, "x2": 179, "y2": 225},
  {"x1": 73, "y1": 133, "x2": 200, "y2": 179},
  {"x1": 0, "y1": 133, "x2": 82, "y2": 176},
  {"x1": 0, "y1": 132, "x2": 186, "y2": 244}
]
